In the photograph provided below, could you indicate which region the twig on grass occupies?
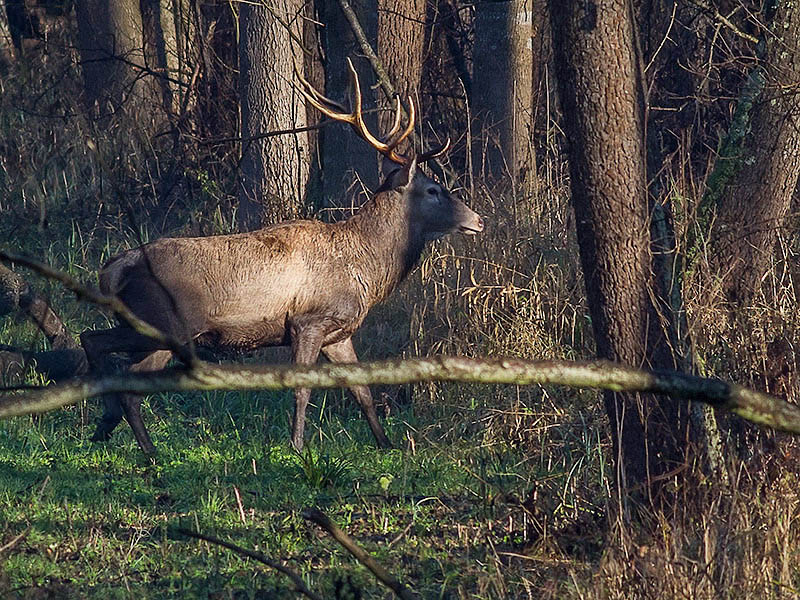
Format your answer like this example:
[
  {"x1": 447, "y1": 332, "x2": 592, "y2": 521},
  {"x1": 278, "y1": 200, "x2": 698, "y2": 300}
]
[
  {"x1": 175, "y1": 528, "x2": 322, "y2": 600},
  {"x1": 303, "y1": 507, "x2": 420, "y2": 600},
  {"x1": 0, "y1": 527, "x2": 30, "y2": 556},
  {"x1": 387, "y1": 522, "x2": 414, "y2": 550}
]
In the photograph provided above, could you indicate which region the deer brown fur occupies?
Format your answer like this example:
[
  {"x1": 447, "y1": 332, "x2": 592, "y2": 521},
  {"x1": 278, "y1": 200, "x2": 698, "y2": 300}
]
[
  {"x1": 80, "y1": 62, "x2": 484, "y2": 454},
  {"x1": 81, "y1": 158, "x2": 483, "y2": 453}
]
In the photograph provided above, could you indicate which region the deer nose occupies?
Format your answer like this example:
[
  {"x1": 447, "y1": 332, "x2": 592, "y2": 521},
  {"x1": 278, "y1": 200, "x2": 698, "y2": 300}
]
[{"x1": 475, "y1": 216, "x2": 485, "y2": 232}]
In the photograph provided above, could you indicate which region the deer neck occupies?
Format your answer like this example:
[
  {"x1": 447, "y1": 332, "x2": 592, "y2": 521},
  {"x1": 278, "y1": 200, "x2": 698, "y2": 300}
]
[{"x1": 344, "y1": 190, "x2": 426, "y2": 303}]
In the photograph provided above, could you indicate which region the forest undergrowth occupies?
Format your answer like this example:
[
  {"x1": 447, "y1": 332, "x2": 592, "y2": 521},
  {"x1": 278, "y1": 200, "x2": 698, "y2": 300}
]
[{"x1": 1, "y1": 39, "x2": 800, "y2": 600}]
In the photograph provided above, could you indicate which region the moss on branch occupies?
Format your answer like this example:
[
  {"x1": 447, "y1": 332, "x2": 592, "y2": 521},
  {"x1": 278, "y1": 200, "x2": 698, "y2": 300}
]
[{"x1": 1, "y1": 355, "x2": 798, "y2": 435}]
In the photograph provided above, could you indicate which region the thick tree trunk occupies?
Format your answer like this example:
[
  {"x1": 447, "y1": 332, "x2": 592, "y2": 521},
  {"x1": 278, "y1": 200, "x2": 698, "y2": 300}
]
[
  {"x1": 377, "y1": 0, "x2": 425, "y2": 153},
  {"x1": 140, "y1": 0, "x2": 197, "y2": 119},
  {"x1": 75, "y1": 0, "x2": 162, "y2": 132},
  {"x1": 550, "y1": 0, "x2": 687, "y2": 501},
  {"x1": 237, "y1": 0, "x2": 309, "y2": 228},
  {"x1": 711, "y1": 2, "x2": 800, "y2": 305},
  {"x1": 194, "y1": 0, "x2": 237, "y2": 144},
  {"x1": 321, "y1": 0, "x2": 378, "y2": 211},
  {"x1": 473, "y1": 0, "x2": 535, "y2": 186}
]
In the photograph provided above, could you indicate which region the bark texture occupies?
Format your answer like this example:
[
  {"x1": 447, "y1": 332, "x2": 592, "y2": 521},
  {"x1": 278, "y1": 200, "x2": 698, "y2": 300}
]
[
  {"x1": 377, "y1": 0, "x2": 426, "y2": 150},
  {"x1": 238, "y1": 0, "x2": 309, "y2": 228},
  {"x1": 550, "y1": 0, "x2": 686, "y2": 498},
  {"x1": 473, "y1": 0, "x2": 535, "y2": 185},
  {"x1": 75, "y1": 0, "x2": 161, "y2": 130},
  {"x1": 711, "y1": 2, "x2": 800, "y2": 305},
  {"x1": 321, "y1": 0, "x2": 379, "y2": 210}
]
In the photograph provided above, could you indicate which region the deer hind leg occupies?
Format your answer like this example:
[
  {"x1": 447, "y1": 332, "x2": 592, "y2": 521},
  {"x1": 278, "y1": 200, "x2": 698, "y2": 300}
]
[
  {"x1": 322, "y1": 337, "x2": 392, "y2": 449},
  {"x1": 81, "y1": 327, "x2": 171, "y2": 453},
  {"x1": 81, "y1": 328, "x2": 125, "y2": 443},
  {"x1": 118, "y1": 350, "x2": 173, "y2": 454},
  {"x1": 289, "y1": 323, "x2": 326, "y2": 452}
]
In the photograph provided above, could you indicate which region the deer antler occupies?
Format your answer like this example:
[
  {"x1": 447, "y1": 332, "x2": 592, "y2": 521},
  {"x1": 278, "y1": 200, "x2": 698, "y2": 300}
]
[
  {"x1": 296, "y1": 58, "x2": 420, "y2": 165},
  {"x1": 417, "y1": 136, "x2": 451, "y2": 163}
]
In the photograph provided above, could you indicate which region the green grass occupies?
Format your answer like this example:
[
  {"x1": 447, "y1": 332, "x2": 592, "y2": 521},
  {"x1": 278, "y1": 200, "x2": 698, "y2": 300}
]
[{"x1": 0, "y1": 372, "x2": 607, "y2": 598}]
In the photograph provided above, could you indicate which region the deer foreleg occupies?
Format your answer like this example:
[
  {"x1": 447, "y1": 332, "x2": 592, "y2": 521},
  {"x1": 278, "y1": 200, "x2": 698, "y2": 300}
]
[
  {"x1": 289, "y1": 324, "x2": 326, "y2": 451},
  {"x1": 81, "y1": 327, "x2": 171, "y2": 454},
  {"x1": 91, "y1": 395, "x2": 125, "y2": 442}
]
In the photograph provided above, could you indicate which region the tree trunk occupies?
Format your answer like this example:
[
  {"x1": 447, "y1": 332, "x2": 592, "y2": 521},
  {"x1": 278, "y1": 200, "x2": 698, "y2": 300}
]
[
  {"x1": 473, "y1": 0, "x2": 535, "y2": 187},
  {"x1": 140, "y1": 0, "x2": 174, "y2": 117},
  {"x1": 376, "y1": 0, "x2": 425, "y2": 152},
  {"x1": 140, "y1": 0, "x2": 197, "y2": 119},
  {"x1": 320, "y1": 0, "x2": 378, "y2": 212},
  {"x1": 303, "y1": 0, "x2": 325, "y2": 209},
  {"x1": 711, "y1": 2, "x2": 800, "y2": 305},
  {"x1": 635, "y1": 1, "x2": 730, "y2": 483},
  {"x1": 550, "y1": 0, "x2": 687, "y2": 502},
  {"x1": 194, "y1": 0, "x2": 237, "y2": 145},
  {"x1": 237, "y1": 0, "x2": 309, "y2": 228},
  {"x1": 75, "y1": 0, "x2": 162, "y2": 132}
]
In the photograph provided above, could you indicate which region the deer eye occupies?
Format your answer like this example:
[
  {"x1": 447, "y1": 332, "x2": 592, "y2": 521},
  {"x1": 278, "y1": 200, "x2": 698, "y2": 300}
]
[{"x1": 427, "y1": 186, "x2": 440, "y2": 198}]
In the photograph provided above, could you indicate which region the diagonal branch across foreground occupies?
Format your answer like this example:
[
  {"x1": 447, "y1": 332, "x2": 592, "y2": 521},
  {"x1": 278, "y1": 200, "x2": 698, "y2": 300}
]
[
  {"x1": 1, "y1": 356, "x2": 799, "y2": 434},
  {"x1": 0, "y1": 250, "x2": 196, "y2": 366}
]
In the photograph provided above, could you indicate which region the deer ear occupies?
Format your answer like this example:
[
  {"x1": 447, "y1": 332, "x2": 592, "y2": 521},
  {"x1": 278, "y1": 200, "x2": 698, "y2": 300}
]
[{"x1": 381, "y1": 156, "x2": 417, "y2": 190}]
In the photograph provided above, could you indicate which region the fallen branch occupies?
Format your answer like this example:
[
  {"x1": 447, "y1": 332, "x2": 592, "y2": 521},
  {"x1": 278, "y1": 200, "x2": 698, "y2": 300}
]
[
  {"x1": 0, "y1": 262, "x2": 82, "y2": 353},
  {"x1": 0, "y1": 527, "x2": 30, "y2": 556},
  {"x1": 175, "y1": 528, "x2": 323, "y2": 600},
  {"x1": 0, "y1": 347, "x2": 88, "y2": 383},
  {"x1": 303, "y1": 508, "x2": 420, "y2": 600},
  {"x1": 1, "y1": 356, "x2": 799, "y2": 435},
  {"x1": 0, "y1": 250, "x2": 195, "y2": 367}
]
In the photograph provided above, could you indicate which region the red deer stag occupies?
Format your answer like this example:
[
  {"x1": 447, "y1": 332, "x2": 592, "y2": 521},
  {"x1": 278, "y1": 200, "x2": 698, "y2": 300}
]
[{"x1": 81, "y1": 60, "x2": 484, "y2": 453}]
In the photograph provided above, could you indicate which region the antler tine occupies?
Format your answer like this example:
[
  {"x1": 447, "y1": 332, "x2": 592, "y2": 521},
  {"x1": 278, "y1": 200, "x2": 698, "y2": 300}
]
[
  {"x1": 346, "y1": 58, "x2": 364, "y2": 124},
  {"x1": 417, "y1": 135, "x2": 452, "y2": 163},
  {"x1": 344, "y1": 59, "x2": 410, "y2": 164},
  {"x1": 386, "y1": 95, "x2": 415, "y2": 150},
  {"x1": 307, "y1": 82, "x2": 349, "y2": 114},
  {"x1": 297, "y1": 58, "x2": 413, "y2": 164},
  {"x1": 383, "y1": 96, "x2": 403, "y2": 141},
  {"x1": 294, "y1": 65, "x2": 350, "y2": 116}
]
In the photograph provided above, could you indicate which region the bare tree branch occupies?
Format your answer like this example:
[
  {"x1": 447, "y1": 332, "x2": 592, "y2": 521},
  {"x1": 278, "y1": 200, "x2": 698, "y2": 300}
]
[
  {"x1": 337, "y1": 0, "x2": 398, "y2": 106},
  {"x1": 303, "y1": 508, "x2": 420, "y2": 600},
  {"x1": 0, "y1": 262, "x2": 80, "y2": 352},
  {"x1": 0, "y1": 250, "x2": 195, "y2": 367},
  {"x1": 1, "y1": 356, "x2": 799, "y2": 435}
]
